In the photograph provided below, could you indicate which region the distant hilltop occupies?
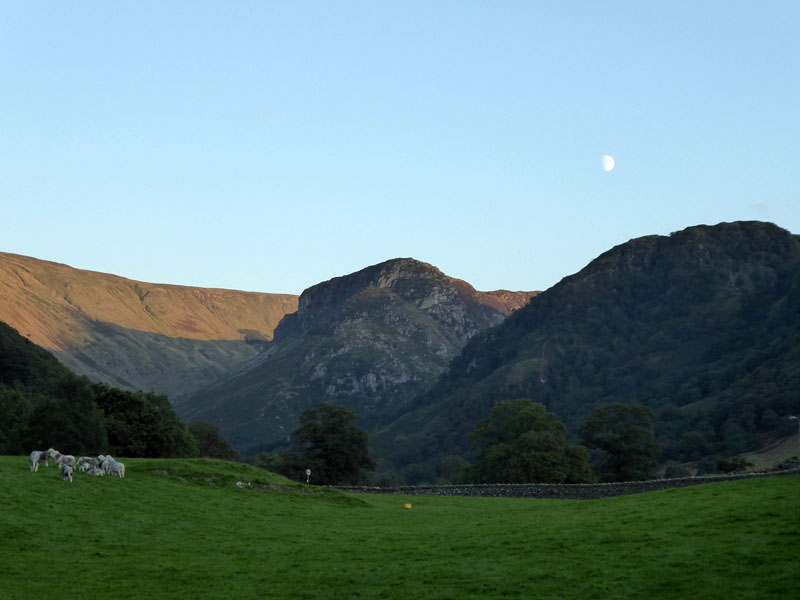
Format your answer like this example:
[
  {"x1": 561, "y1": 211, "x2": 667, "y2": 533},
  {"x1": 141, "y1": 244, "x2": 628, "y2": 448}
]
[{"x1": 0, "y1": 251, "x2": 298, "y2": 396}]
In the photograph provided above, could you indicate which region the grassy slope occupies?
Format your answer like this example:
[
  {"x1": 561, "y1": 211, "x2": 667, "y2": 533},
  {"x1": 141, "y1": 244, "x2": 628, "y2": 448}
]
[
  {"x1": 0, "y1": 457, "x2": 797, "y2": 599},
  {"x1": 0, "y1": 252, "x2": 298, "y2": 348},
  {"x1": 0, "y1": 252, "x2": 299, "y2": 395}
]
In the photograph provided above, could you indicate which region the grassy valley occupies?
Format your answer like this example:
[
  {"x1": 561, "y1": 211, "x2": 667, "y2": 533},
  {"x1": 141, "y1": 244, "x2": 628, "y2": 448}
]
[{"x1": 0, "y1": 456, "x2": 797, "y2": 599}]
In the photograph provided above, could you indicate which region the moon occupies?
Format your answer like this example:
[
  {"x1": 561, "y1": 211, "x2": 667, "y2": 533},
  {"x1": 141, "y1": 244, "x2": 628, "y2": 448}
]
[{"x1": 602, "y1": 154, "x2": 615, "y2": 172}]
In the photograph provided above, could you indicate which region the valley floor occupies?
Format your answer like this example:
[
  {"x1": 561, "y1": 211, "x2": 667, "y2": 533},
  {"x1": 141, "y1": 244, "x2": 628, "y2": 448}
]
[{"x1": 1, "y1": 457, "x2": 797, "y2": 599}]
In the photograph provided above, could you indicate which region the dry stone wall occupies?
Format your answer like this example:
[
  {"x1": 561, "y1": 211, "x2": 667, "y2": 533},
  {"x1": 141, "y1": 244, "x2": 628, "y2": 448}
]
[{"x1": 334, "y1": 467, "x2": 800, "y2": 500}]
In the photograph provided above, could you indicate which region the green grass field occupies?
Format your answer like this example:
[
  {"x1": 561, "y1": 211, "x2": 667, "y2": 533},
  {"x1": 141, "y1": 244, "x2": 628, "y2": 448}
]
[{"x1": 1, "y1": 457, "x2": 797, "y2": 599}]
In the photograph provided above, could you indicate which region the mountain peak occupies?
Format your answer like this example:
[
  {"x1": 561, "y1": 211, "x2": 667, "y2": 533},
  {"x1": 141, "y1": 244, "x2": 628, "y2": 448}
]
[
  {"x1": 182, "y1": 258, "x2": 537, "y2": 451},
  {"x1": 298, "y1": 258, "x2": 444, "y2": 312}
]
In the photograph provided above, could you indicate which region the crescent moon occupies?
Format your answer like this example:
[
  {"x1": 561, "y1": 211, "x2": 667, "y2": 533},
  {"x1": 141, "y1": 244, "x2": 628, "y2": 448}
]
[{"x1": 602, "y1": 155, "x2": 615, "y2": 172}]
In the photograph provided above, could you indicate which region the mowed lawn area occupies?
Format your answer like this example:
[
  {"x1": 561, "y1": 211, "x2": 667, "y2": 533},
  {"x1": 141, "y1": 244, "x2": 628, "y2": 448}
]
[{"x1": 0, "y1": 457, "x2": 797, "y2": 599}]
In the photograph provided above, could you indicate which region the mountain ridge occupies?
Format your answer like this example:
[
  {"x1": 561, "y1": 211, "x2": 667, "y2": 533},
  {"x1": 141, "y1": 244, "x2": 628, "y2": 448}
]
[
  {"x1": 370, "y1": 221, "x2": 800, "y2": 481},
  {"x1": 0, "y1": 251, "x2": 299, "y2": 395}
]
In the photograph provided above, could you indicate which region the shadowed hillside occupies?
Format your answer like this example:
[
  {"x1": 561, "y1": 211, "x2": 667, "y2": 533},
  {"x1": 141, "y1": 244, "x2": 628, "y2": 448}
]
[
  {"x1": 371, "y1": 222, "x2": 800, "y2": 482},
  {"x1": 0, "y1": 252, "x2": 298, "y2": 396}
]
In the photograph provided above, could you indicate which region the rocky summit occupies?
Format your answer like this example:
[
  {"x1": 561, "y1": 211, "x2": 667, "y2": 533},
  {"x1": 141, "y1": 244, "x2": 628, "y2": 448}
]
[{"x1": 175, "y1": 258, "x2": 536, "y2": 452}]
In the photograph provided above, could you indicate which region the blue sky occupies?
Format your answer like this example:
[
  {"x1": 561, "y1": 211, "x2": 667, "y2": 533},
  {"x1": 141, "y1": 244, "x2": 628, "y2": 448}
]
[{"x1": 2, "y1": 2, "x2": 798, "y2": 295}]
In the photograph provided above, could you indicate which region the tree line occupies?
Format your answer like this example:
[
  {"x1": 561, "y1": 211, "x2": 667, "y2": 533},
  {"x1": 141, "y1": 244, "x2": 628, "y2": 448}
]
[
  {"x1": 0, "y1": 377, "x2": 241, "y2": 460},
  {"x1": 254, "y1": 399, "x2": 662, "y2": 486},
  {"x1": 0, "y1": 320, "x2": 705, "y2": 486}
]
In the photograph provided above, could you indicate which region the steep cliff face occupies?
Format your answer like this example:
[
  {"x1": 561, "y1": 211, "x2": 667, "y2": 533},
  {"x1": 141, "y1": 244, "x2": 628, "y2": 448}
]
[
  {"x1": 0, "y1": 252, "x2": 298, "y2": 396},
  {"x1": 176, "y1": 258, "x2": 535, "y2": 452}
]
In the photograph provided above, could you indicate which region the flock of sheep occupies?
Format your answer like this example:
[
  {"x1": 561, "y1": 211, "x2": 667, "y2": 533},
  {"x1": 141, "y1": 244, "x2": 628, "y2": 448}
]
[{"x1": 28, "y1": 449, "x2": 126, "y2": 482}]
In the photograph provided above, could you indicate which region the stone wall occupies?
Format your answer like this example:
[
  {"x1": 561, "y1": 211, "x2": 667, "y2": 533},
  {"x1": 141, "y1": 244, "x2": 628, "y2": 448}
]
[{"x1": 334, "y1": 467, "x2": 800, "y2": 500}]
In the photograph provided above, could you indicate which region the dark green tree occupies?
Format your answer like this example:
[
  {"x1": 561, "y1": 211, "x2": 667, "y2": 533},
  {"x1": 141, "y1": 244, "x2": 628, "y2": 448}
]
[
  {"x1": 291, "y1": 402, "x2": 376, "y2": 485},
  {"x1": 188, "y1": 422, "x2": 240, "y2": 460},
  {"x1": 17, "y1": 389, "x2": 107, "y2": 455},
  {"x1": 578, "y1": 403, "x2": 659, "y2": 481},
  {"x1": 468, "y1": 398, "x2": 594, "y2": 484},
  {"x1": 93, "y1": 384, "x2": 197, "y2": 458},
  {"x1": 0, "y1": 388, "x2": 28, "y2": 453}
]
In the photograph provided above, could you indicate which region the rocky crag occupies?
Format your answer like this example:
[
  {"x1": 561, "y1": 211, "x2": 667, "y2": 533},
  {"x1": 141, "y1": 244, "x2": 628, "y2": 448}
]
[{"x1": 175, "y1": 258, "x2": 536, "y2": 452}]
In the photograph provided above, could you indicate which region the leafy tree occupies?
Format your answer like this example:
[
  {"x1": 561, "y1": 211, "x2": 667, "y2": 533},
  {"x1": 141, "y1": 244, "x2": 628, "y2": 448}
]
[
  {"x1": 578, "y1": 403, "x2": 658, "y2": 481},
  {"x1": 290, "y1": 403, "x2": 376, "y2": 485},
  {"x1": 93, "y1": 384, "x2": 197, "y2": 458},
  {"x1": 188, "y1": 422, "x2": 239, "y2": 460},
  {"x1": 265, "y1": 450, "x2": 308, "y2": 481},
  {"x1": 0, "y1": 388, "x2": 28, "y2": 453},
  {"x1": 17, "y1": 390, "x2": 108, "y2": 455},
  {"x1": 468, "y1": 398, "x2": 594, "y2": 484}
]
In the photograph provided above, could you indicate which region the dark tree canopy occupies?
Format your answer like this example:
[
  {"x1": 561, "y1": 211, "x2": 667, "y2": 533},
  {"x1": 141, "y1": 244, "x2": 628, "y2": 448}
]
[
  {"x1": 579, "y1": 403, "x2": 659, "y2": 482},
  {"x1": 6, "y1": 371, "x2": 108, "y2": 455},
  {"x1": 290, "y1": 402, "x2": 376, "y2": 485},
  {"x1": 20, "y1": 389, "x2": 107, "y2": 455},
  {"x1": 94, "y1": 384, "x2": 197, "y2": 458},
  {"x1": 188, "y1": 421, "x2": 239, "y2": 460},
  {"x1": 468, "y1": 398, "x2": 594, "y2": 484}
]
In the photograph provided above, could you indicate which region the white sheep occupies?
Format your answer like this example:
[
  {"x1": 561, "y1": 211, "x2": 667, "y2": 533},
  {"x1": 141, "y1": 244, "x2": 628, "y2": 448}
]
[
  {"x1": 86, "y1": 467, "x2": 105, "y2": 476},
  {"x1": 61, "y1": 464, "x2": 73, "y2": 482},
  {"x1": 100, "y1": 456, "x2": 115, "y2": 475},
  {"x1": 54, "y1": 453, "x2": 77, "y2": 469},
  {"x1": 29, "y1": 451, "x2": 42, "y2": 472},
  {"x1": 29, "y1": 450, "x2": 54, "y2": 472},
  {"x1": 109, "y1": 461, "x2": 125, "y2": 478},
  {"x1": 77, "y1": 457, "x2": 99, "y2": 473}
]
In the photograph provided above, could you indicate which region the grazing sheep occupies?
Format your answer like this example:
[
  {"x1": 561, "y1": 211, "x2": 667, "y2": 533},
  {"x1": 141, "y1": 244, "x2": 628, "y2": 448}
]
[
  {"x1": 101, "y1": 456, "x2": 115, "y2": 475},
  {"x1": 86, "y1": 467, "x2": 105, "y2": 476},
  {"x1": 29, "y1": 450, "x2": 54, "y2": 471},
  {"x1": 109, "y1": 461, "x2": 125, "y2": 478},
  {"x1": 77, "y1": 457, "x2": 99, "y2": 473},
  {"x1": 61, "y1": 464, "x2": 73, "y2": 482},
  {"x1": 54, "y1": 453, "x2": 76, "y2": 469},
  {"x1": 29, "y1": 451, "x2": 42, "y2": 472}
]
